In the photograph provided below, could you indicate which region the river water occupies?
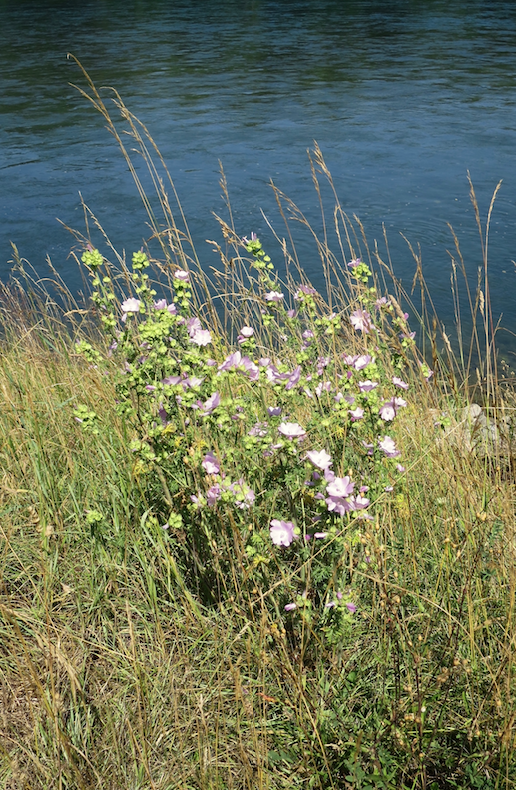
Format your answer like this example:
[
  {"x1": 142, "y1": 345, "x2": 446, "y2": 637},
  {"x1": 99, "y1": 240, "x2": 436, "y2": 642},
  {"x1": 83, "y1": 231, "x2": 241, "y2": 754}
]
[{"x1": 1, "y1": 0, "x2": 516, "y2": 356}]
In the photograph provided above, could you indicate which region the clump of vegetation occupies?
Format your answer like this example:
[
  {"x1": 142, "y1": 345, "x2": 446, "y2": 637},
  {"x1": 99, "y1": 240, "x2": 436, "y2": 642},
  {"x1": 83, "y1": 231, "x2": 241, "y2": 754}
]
[{"x1": 1, "y1": 61, "x2": 515, "y2": 789}]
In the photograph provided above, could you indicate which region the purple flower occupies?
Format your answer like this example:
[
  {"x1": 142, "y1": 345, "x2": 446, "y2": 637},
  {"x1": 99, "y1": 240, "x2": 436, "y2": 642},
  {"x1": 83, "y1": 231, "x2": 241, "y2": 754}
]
[
  {"x1": 349, "y1": 407, "x2": 364, "y2": 421},
  {"x1": 267, "y1": 406, "x2": 282, "y2": 417},
  {"x1": 284, "y1": 602, "x2": 297, "y2": 612},
  {"x1": 187, "y1": 317, "x2": 202, "y2": 335},
  {"x1": 315, "y1": 381, "x2": 331, "y2": 397},
  {"x1": 350, "y1": 309, "x2": 373, "y2": 334},
  {"x1": 202, "y1": 452, "x2": 220, "y2": 475},
  {"x1": 218, "y1": 351, "x2": 241, "y2": 372},
  {"x1": 162, "y1": 375, "x2": 182, "y2": 387},
  {"x1": 230, "y1": 479, "x2": 255, "y2": 509},
  {"x1": 378, "y1": 436, "x2": 400, "y2": 458},
  {"x1": 379, "y1": 396, "x2": 407, "y2": 422},
  {"x1": 270, "y1": 519, "x2": 296, "y2": 546},
  {"x1": 316, "y1": 356, "x2": 330, "y2": 375},
  {"x1": 191, "y1": 493, "x2": 206, "y2": 509},
  {"x1": 238, "y1": 326, "x2": 254, "y2": 343},
  {"x1": 396, "y1": 463, "x2": 406, "y2": 472},
  {"x1": 375, "y1": 296, "x2": 390, "y2": 308},
  {"x1": 121, "y1": 297, "x2": 141, "y2": 313},
  {"x1": 202, "y1": 391, "x2": 220, "y2": 415},
  {"x1": 248, "y1": 421, "x2": 268, "y2": 438},
  {"x1": 347, "y1": 258, "x2": 361, "y2": 268},
  {"x1": 354, "y1": 355, "x2": 373, "y2": 370},
  {"x1": 379, "y1": 402, "x2": 396, "y2": 421},
  {"x1": 358, "y1": 380, "x2": 378, "y2": 393},
  {"x1": 153, "y1": 298, "x2": 167, "y2": 310},
  {"x1": 314, "y1": 532, "x2": 327, "y2": 539},
  {"x1": 158, "y1": 405, "x2": 169, "y2": 426},
  {"x1": 285, "y1": 365, "x2": 301, "y2": 391},
  {"x1": 327, "y1": 476, "x2": 355, "y2": 499},
  {"x1": 325, "y1": 476, "x2": 355, "y2": 517},
  {"x1": 278, "y1": 422, "x2": 306, "y2": 440},
  {"x1": 265, "y1": 291, "x2": 284, "y2": 302},
  {"x1": 349, "y1": 494, "x2": 370, "y2": 510},
  {"x1": 174, "y1": 269, "x2": 190, "y2": 282},
  {"x1": 294, "y1": 284, "x2": 317, "y2": 300},
  {"x1": 346, "y1": 602, "x2": 357, "y2": 614},
  {"x1": 305, "y1": 449, "x2": 333, "y2": 470},
  {"x1": 392, "y1": 376, "x2": 409, "y2": 390},
  {"x1": 207, "y1": 484, "x2": 222, "y2": 507}
]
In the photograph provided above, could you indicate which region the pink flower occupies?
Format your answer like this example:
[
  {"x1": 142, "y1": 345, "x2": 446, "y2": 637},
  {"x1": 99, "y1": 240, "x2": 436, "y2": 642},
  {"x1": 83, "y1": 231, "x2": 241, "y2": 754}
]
[
  {"x1": 375, "y1": 296, "x2": 390, "y2": 308},
  {"x1": 230, "y1": 479, "x2": 255, "y2": 509},
  {"x1": 294, "y1": 285, "x2": 317, "y2": 300},
  {"x1": 349, "y1": 407, "x2": 364, "y2": 421},
  {"x1": 284, "y1": 602, "x2": 297, "y2": 612},
  {"x1": 327, "y1": 476, "x2": 355, "y2": 499},
  {"x1": 238, "y1": 326, "x2": 254, "y2": 343},
  {"x1": 378, "y1": 436, "x2": 400, "y2": 458},
  {"x1": 349, "y1": 494, "x2": 370, "y2": 510},
  {"x1": 218, "y1": 350, "x2": 241, "y2": 372},
  {"x1": 201, "y1": 391, "x2": 220, "y2": 415},
  {"x1": 121, "y1": 297, "x2": 141, "y2": 313},
  {"x1": 278, "y1": 422, "x2": 306, "y2": 440},
  {"x1": 354, "y1": 355, "x2": 373, "y2": 370},
  {"x1": 207, "y1": 484, "x2": 222, "y2": 507},
  {"x1": 350, "y1": 308, "x2": 373, "y2": 333},
  {"x1": 285, "y1": 365, "x2": 301, "y2": 391},
  {"x1": 379, "y1": 396, "x2": 407, "y2": 421},
  {"x1": 174, "y1": 269, "x2": 190, "y2": 281},
  {"x1": 270, "y1": 519, "x2": 296, "y2": 547},
  {"x1": 358, "y1": 380, "x2": 378, "y2": 393},
  {"x1": 265, "y1": 291, "x2": 284, "y2": 302},
  {"x1": 325, "y1": 476, "x2": 356, "y2": 517},
  {"x1": 379, "y1": 402, "x2": 396, "y2": 421},
  {"x1": 202, "y1": 452, "x2": 220, "y2": 474},
  {"x1": 392, "y1": 376, "x2": 409, "y2": 390},
  {"x1": 306, "y1": 449, "x2": 333, "y2": 470}
]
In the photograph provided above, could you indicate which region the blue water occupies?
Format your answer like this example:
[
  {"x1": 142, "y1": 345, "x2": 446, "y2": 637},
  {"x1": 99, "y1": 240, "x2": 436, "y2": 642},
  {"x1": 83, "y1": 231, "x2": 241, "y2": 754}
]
[{"x1": 1, "y1": 0, "x2": 516, "y2": 355}]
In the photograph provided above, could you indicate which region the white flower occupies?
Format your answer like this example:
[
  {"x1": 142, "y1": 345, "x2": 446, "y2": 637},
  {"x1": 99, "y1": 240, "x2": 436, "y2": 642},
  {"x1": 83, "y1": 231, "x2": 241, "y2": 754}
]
[
  {"x1": 121, "y1": 297, "x2": 141, "y2": 313},
  {"x1": 305, "y1": 449, "x2": 333, "y2": 470}
]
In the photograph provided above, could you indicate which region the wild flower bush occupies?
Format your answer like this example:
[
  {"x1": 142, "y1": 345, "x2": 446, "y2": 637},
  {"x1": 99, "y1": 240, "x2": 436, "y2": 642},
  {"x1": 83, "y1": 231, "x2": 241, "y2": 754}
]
[{"x1": 76, "y1": 234, "x2": 433, "y2": 654}]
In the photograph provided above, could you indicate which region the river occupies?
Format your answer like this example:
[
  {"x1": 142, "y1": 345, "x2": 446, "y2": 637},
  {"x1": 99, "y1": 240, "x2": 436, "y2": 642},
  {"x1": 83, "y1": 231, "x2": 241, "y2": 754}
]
[{"x1": 1, "y1": 0, "x2": 516, "y2": 356}]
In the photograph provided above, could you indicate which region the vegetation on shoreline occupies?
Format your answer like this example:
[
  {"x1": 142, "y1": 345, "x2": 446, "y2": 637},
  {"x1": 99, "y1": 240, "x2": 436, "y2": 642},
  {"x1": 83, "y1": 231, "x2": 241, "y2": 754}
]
[{"x1": 1, "y1": 63, "x2": 516, "y2": 789}]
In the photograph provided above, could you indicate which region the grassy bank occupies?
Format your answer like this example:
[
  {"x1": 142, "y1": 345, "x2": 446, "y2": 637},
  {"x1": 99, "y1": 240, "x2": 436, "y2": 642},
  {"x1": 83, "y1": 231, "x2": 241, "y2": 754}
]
[{"x1": 1, "y1": 65, "x2": 516, "y2": 790}]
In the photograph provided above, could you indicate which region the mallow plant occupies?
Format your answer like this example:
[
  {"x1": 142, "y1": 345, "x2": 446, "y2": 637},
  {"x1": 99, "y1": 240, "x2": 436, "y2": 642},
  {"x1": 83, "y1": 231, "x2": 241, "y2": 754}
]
[{"x1": 76, "y1": 237, "x2": 430, "y2": 651}]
